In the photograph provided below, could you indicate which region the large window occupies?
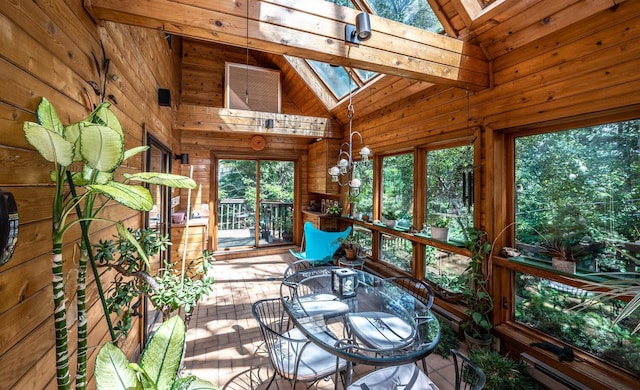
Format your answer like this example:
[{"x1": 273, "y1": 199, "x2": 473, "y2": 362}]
[
  {"x1": 513, "y1": 119, "x2": 640, "y2": 376},
  {"x1": 515, "y1": 119, "x2": 640, "y2": 273}
]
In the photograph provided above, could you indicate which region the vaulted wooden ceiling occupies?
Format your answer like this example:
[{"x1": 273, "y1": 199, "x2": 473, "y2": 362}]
[{"x1": 84, "y1": 0, "x2": 623, "y2": 128}]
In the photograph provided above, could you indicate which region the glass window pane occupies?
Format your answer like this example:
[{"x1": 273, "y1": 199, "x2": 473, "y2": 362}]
[
  {"x1": 352, "y1": 158, "x2": 373, "y2": 220},
  {"x1": 355, "y1": 68, "x2": 377, "y2": 82},
  {"x1": 515, "y1": 120, "x2": 640, "y2": 274},
  {"x1": 324, "y1": 0, "x2": 356, "y2": 9},
  {"x1": 367, "y1": 0, "x2": 443, "y2": 33},
  {"x1": 382, "y1": 153, "x2": 414, "y2": 227},
  {"x1": 424, "y1": 245, "x2": 469, "y2": 295},
  {"x1": 381, "y1": 235, "x2": 413, "y2": 271},
  {"x1": 218, "y1": 160, "x2": 258, "y2": 249},
  {"x1": 259, "y1": 161, "x2": 294, "y2": 245},
  {"x1": 307, "y1": 60, "x2": 354, "y2": 99},
  {"x1": 515, "y1": 272, "x2": 640, "y2": 375},
  {"x1": 426, "y1": 144, "x2": 474, "y2": 242},
  {"x1": 352, "y1": 225, "x2": 372, "y2": 256}
]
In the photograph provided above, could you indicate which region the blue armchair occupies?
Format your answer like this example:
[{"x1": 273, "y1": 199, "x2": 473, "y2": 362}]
[{"x1": 290, "y1": 222, "x2": 352, "y2": 266}]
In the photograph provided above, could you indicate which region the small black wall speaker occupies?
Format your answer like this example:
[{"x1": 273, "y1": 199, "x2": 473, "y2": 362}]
[{"x1": 158, "y1": 88, "x2": 171, "y2": 106}]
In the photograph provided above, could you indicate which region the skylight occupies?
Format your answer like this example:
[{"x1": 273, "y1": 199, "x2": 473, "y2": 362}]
[
  {"x1": 365, "y1": 0, "x2": 443, "y2": 33},
  {"x1": 292, "y1": 0, "x2": 445, "y2": 107},
  {"x1": 307, "y1": 60, "x2": 355, "y2": 100}
]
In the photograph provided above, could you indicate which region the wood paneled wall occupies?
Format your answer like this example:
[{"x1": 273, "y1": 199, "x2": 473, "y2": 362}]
[
  {"x1": 0, "y1": 1, "x2": 180, "y2": 388},
  {"x1": 177, "y1": 39, "x2": 332, "y2": 232}
]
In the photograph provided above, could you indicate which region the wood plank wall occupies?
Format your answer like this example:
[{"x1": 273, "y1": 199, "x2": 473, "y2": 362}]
[
  {"x1": 0, "y1": 1, "x2": 180, "y2": 388},
  {"x1": 177, "y1": 40, "x2": 329, "y2": 238}
]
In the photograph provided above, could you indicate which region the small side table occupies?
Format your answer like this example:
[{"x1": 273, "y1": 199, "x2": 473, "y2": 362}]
[{"x1": 338, "y1": 256, "x2": 365, "y2": 270}]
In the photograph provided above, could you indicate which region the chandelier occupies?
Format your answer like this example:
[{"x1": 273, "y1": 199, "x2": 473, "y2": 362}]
[{"x1": 328, "y1": 72, "x2": 371, "y2": 197}]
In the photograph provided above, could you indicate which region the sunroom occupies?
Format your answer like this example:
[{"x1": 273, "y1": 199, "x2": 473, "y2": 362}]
[{"x1": 1, "y1": 0, "x2": 639, "y2": 389}]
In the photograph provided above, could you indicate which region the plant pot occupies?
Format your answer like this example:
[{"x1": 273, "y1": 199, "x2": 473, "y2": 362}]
[
  {"x1": 345, "y1": 248, "x2": 356, "y2": 260},
  {"x1": 464, "y1": 330, "x2": 492, "y2": 351},
  {"x1": 552, "y1": 257, "x2": 576, "y2": 274},
  {"x1": 430, "y1": 227, "x2": 449, "y2": 241},
  {"x1": 383, "y1": 218, "x2": 396, "y2": 228}
]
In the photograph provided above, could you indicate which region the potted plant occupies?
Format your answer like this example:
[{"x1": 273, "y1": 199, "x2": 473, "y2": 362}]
[
  {"x1": 469, "y1": 349, "x2": 539, "y2": 390},
  {"x1": 326, "y1": 203, "x2": 342, "y2": 216},
  {"x1": 540, "y1": 236, "x2": 582, "y2": 274},
  {"x1": 22, "y1": 97, "x2": 197, "y2": 389},
  {"x1": 461, "y1": 229, "x2": 494, "y2": 350},
  {"x1": 281, "y1": 213, "x2": 294, "y2": 240},
  {"x1": 430, "y1": 217, "x2": 450, "y2": 241},
  {"x1": 341, "y1": 236, "x2": 362, "y2": 260},
  {"x1": 382, "y1": 209, "x2": 398, "y2": 228}
]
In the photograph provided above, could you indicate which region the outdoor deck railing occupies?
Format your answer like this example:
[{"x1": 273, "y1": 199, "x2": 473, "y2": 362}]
[{"x1": 218, "y1": 199, "x2": 293, "y2": 241}]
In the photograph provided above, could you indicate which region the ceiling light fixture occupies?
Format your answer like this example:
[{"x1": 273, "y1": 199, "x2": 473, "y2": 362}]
[
  {"x1": 345, "y1": 12, "x2": 372, "y2": 44},
  {"x1": 328, "y1": 71, "x2": 371, "y2": 198}
]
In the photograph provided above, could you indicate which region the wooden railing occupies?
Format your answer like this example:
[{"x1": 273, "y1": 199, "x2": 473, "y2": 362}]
[
  {"x1": 218, "y1": 199, "x2": 250, "y2": 230},
  {"x1": 218, "y1": 199, "x2": 293, "y2": 241}
]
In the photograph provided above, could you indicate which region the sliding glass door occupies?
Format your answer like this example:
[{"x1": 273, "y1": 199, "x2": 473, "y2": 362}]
[{"x1": 216, "y1": 159, "x2": 294, "y2": 250}]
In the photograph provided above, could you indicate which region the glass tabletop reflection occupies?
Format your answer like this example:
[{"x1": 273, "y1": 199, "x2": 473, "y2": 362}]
[{"x1": 280, "y1": 266, "x2": 441, "y2": 367}]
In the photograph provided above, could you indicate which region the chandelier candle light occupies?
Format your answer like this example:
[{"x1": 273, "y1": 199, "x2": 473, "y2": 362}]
[{"x1": 328, "y1": 72, "x2": 371, "y2": 198}]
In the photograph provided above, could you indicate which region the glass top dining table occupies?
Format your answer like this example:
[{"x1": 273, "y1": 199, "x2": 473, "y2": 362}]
[{"x1": 280, "y1": 266, "x2": 441, "y2": 383}]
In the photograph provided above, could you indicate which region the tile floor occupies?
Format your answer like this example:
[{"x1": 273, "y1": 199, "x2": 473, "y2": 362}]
[{"x1": 183, "y1": 253, "x2": 461, "y2": 389}]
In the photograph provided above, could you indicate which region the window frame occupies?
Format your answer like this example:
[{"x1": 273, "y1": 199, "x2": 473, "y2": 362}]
[{"x1": 492, "y1": 113, "x2": 640, "y2": 381}]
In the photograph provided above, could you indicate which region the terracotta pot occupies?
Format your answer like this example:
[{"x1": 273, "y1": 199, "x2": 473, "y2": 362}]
[{"x1": 345, "y1": 248, "x2": 356, "y2": 260}]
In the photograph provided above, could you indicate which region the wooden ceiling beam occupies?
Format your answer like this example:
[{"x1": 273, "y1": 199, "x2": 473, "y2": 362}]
[{"x1": 84, "y1": 0, "x2": 489, "y2": 90}]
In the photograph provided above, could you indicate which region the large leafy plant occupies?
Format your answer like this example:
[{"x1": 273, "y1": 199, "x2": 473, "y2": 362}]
[
  {"x1": 95, "y1": 316, "x2": 217, "y2": 389},
  {"x1": 23, "y1": 97, "x2": 196, "y2": 390}
]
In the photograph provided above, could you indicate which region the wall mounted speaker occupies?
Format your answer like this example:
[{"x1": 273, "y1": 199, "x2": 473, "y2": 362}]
[{"x1": 158, "y1": 88, "x2": 171, "y2": 106}]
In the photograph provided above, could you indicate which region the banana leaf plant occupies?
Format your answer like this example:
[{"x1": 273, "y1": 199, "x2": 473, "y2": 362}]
[
  {"x1": 95, "y1": 315, "x2": 217, "y2": 389},
  {"x1": 23, "y1": 97, "x2": 196, "y2": 390}
]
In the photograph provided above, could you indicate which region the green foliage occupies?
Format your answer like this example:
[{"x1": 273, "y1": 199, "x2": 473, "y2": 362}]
[
  {"x1": 462, "y1": 229, "x2": 494, "y2": 339},
  {"x1": 515, "y1": 273, "x2": 640, "y2": 375},
  {"x1": 95, "y1": 228, "x2": 215, "y2": 340},
  {"x1": 23, "y1": 96, "x2": 197, "y2": 390},
  {"x1": 432, "y1": 217, "x2": 449, "y2": 228},
  {"x1": 365, "y1": 0, "x2": 443, "y2": 33},
  {"x1": 425, "y1": 271, "x2": 465, "y2": 294},
  {"x1": 382, "y1": 153, "x2": 414, "y2": 222},
  {"x1": 326, "y1": 204, "x2": 342, "y2": 216},
  {"x1": 468, "y1": 350, "x2": 539, "y2": 390},
  {"x1": 95, "y1": 316, "x2": 218, "y2": 390},
  {"x1": 515, "y1": 120, "x2": 640, "y2": 259},
  {"x1": 426, "y1": 144, "x2": 474, "y2": 242},
  {"x1": 434, "y1": 317, "x2": 459, "y2": 358}
]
